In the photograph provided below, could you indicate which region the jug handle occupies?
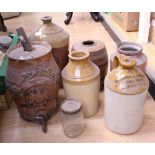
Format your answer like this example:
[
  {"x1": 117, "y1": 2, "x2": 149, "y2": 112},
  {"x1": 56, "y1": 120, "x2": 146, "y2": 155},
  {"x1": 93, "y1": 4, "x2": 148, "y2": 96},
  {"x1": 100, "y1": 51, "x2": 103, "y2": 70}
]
[{"x1": 113, "y1": 54, "x2": 136, "y2": 69}]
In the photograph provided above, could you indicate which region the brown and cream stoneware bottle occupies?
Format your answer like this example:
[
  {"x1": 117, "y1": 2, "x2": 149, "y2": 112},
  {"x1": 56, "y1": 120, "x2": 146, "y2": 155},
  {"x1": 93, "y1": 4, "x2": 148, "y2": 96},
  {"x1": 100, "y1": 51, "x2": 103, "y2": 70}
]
[
  {"x1": 62, "y1": 51, "x2": 100, "y2": 118},
  {"x1": 72, "y1": 40, "x2": 108, "y2": 90},
  {"x1": 104, "y1": 54, "x2": 149, "y2": 134},
  {"x1": 30, "y1": 16, "x2": 69, "y2": 71}
]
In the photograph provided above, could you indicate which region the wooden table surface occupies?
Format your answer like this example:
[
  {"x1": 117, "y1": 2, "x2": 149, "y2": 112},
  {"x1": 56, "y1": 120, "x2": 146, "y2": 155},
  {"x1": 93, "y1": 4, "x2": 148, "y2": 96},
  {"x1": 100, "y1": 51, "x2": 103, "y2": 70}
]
[
  {"x1": 0, "y1": 89, "x2": 155, "y2": 143},
  {"x1": 1, "y1": 12, "x2": 155, "y2": 143}
]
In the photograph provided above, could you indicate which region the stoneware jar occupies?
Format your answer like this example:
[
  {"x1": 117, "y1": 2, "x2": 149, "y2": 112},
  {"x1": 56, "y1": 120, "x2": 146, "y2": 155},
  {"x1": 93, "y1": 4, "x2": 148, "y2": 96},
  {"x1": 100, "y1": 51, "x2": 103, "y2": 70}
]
[
  {"x1": 110, "y1": 42, "x2": 147, "y2": 73},
  {"x1": 5, "y1": 28, "x2": 60, "y2": 132},
  {"x1": 0, "y1": 35, "x2": 12, "y2": 52},
  {"x1": 30, "y1": 16, "x2": 69, "y2": 71},
  {"x1": 104, "y1": 54, "x2": 149, "y2": 134},
  {"x1": 62, "y1": 51, "x2": 100, "y2": 118},
  {"x1": 72, "y1": 40, "x2": 108, "y2": 90}
]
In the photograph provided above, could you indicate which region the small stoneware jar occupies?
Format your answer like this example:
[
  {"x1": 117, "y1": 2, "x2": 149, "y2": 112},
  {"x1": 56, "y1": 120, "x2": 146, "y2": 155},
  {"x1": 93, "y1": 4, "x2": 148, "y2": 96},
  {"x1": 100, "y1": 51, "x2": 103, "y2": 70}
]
[
  {"x1": 104, "y1": 54, "x2": 149, "y2": 134},
  {"x1": 0, "y1": 36, "x2": 12, "y2": 52},
  {"x1": 60, "y1": 100, "x2": 84, "y2": 138},
  {"x1": 110, "y1": 42, "x2": 147, "y2": 73},
  {"x1": 72, "y1": 40, "x2": 108, "y2": 90},
  {"x1": 62, "y1": 51, "x2": 100, "y2": 118}
]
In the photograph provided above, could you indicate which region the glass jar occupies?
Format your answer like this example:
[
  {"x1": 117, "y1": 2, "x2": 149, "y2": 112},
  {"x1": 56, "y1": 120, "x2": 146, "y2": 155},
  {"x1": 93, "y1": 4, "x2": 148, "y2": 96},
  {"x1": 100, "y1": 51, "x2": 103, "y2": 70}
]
[{"x1": 60, "y1": 100, "x2": 84, "y2": 138}]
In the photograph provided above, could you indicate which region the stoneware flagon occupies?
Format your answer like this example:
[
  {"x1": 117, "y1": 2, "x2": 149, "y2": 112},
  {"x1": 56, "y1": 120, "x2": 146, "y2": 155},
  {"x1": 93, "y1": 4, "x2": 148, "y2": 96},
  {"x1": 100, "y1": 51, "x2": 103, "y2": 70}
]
[
  {"x1": 62, "y1": 51, "x2": 100, "y2": 118},
  {"x1": 104, "y1": 54, "x2": 149, "y2": 134},
  {"x1": 110, "y1": 42, "x2": 147, "y2": 73},
  {"x1": 72, "y1": 40, "x2": 108, "y2": 90},
  {"x1": 30, "y1": 16, "x2": 69, "y2": 71},
  {"x1": 5, "y1": 27, "x2": 60, "y2": 133}
]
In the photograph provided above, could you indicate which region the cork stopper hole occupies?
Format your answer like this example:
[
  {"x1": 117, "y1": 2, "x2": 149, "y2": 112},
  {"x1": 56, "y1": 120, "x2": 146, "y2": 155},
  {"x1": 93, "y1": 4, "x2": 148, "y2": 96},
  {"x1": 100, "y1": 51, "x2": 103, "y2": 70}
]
[{"x1": 82, "y1": 40, "x2": 94, "y2": 46}]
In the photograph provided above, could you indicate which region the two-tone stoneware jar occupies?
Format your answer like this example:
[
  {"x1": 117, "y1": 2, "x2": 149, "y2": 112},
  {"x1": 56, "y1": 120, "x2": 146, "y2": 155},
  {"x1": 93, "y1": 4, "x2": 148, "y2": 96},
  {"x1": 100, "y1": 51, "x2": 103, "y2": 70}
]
[
  {"x1": 104, "y1": 54, "x2": 149, "y2": 134},
  {"x1": 5, "y1": 28, "x2": 60, "y2": 132},
  {"x1": 72, "y1": 40, "x2": 108, "y2": 90},
  {"x1": 62, "y1": 51, "x2": 100, "y2": 118},
  {"x1": 110, "y1": 42, "x2": 147, "y2": 73},
  {"x1": 30, "y1": 16, "x2": 69, "y2": 71}
]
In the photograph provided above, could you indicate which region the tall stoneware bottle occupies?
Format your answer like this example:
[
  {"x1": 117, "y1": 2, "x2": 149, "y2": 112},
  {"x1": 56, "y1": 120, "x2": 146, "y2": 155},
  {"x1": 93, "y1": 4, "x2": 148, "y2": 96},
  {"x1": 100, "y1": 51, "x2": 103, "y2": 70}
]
[
  {"x1": 30, "y1": 16, "x2": 69, "y2": 75},
  {"x1": 110, "y1": 42, "x2": 147, "y2": 73},
  {"x1": 62, "y1": 51, "x2": 100, "y2": 118},
  {"x1": 5, "y1": 27, "x2": 60, "y2": 132},
  {"x1": 72, "y1": 40, "x2": 108, "y2": 90},
  {"x1": 104, "y1": 54, "x2": 149, "y2": 134}
]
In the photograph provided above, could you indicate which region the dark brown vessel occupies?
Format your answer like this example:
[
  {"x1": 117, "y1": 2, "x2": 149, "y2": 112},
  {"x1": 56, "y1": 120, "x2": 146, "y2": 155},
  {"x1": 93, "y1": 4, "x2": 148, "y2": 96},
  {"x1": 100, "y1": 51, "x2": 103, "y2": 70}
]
[
  {"x1": 5, "y1": 27, "x2": 60, "y2": 132},
  {"x1": 72, "y1": 40, "x2": 108, "y2": 90}
]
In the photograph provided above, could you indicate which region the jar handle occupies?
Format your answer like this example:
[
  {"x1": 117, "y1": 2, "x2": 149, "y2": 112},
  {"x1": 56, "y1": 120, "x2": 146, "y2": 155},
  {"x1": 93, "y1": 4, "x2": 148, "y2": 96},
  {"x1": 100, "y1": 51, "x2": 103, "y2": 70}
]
[
  {"x1": 16, "y1": 27, "x2": 32, "y2": 51},
  {"x1": 113, "y1": 54, "x2": 136, "y2": 69}
]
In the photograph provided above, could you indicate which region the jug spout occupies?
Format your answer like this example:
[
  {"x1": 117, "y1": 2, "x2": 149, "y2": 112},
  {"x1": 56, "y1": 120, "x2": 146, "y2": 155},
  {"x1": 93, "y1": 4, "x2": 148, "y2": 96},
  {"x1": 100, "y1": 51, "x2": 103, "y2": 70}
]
[{"x1": 112, "y1": 54, "x2": 136, "y2": 69}]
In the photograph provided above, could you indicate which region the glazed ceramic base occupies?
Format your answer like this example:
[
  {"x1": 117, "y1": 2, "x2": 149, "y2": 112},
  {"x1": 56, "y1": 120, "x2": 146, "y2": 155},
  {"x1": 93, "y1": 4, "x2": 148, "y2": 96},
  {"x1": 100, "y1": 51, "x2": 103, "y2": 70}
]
[
  {"x1": 63, "y1": 78, "x2": 100, "y2": 118},
  {"x1": 104, "y1": 86, "x2": 147, "y2": 134}
]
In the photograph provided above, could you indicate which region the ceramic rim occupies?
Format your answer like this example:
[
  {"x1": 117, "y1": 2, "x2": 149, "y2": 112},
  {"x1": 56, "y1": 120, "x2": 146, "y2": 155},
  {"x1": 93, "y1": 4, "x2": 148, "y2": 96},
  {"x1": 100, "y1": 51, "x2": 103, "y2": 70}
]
[
  {"x1": 69, "y1": 51, "x2": 90, "y2": 61},
  {"x1": 117, "y1": 42, "x2": 143, "y2": 56}
]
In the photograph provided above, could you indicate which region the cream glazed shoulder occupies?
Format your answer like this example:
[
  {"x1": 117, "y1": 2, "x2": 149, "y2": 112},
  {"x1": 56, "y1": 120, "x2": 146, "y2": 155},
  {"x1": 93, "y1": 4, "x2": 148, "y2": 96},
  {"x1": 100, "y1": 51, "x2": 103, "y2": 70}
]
[
  {"x1": 62, "y1": 51, "x2": 100, "y2": 118},
  {"x1": 104, "y1": 54, "x2": 149, "y2": 134}
]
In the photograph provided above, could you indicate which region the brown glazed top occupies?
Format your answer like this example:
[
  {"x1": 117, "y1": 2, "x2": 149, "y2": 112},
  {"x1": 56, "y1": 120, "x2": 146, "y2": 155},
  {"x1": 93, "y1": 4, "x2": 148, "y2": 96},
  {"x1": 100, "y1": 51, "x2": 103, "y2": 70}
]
[
  {"x1": 62, "y1": 51, "x2": 100, "y2": 82},
  {"x1": 6, "y1": 41, "x2": 51, "y2": 60},
  {"x1": 30, "y1": 16, "x2": 69, "y2": 48},
  {"x1": 41, "y1": 16, "x2": 63, "y2": 34},
  {"x1": 105, "y1": 54, "x2": 149, "y2": 95}
]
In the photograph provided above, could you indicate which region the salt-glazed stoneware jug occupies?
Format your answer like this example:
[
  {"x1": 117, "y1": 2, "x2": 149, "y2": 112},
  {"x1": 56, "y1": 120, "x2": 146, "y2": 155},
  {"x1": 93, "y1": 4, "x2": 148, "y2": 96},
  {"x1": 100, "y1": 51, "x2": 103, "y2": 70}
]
[
  {"x1": 72, "y1": 40, "x2": 108, "y2": 90},
  {"x1": 104, "y1": 54, "x2": 149, "y2": 134},
  {"x1": 5, "y1": 27, "x2": 60, "y2": 133},
  {"x1": 30, "y1": 16, "x2": 69, "y2": 71},
  {"x1": 62, "y1": 51, "x2": 100, "y2": 118},
  {"x1": 110, "y1": 42, "x2": 147, "y2": 73}
]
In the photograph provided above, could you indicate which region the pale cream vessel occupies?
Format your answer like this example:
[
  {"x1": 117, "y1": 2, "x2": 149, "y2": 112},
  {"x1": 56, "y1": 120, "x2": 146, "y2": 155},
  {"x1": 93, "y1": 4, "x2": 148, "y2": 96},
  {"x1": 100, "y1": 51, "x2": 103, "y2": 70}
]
[
  {"x1": 62, "y1": 51, "x2": 100, "y2": 118},
  {"x1": 104, "y1": 54, "x2": 149, "y2": 134}
]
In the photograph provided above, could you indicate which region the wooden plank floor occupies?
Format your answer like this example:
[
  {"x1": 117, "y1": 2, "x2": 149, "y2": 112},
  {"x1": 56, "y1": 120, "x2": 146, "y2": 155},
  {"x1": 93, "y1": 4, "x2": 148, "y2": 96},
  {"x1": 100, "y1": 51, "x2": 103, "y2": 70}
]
[{"x1": 0, "y1": 13, "x2": 155, "y2": 142}]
